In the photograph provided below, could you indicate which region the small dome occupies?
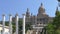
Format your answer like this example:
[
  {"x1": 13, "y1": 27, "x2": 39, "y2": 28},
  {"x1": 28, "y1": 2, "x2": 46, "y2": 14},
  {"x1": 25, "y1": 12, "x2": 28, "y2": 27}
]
[{"x1": 39, "y1": 3, "x2": 44, "y2": 10}]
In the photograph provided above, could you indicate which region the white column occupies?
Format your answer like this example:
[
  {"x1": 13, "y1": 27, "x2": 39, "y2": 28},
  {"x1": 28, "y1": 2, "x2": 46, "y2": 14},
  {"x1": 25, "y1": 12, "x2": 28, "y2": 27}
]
[
  {"x1": 36, "y1": 32, "x2": 37, "y2": 34},
  {"x1": 0, "y1": 30, "x2": 1, "y2": 34},
  {"x1": 9, "y1": 14, "x2": 12, "y2": 34},
  {"x1": 2, "y1": 14, "x2": 5, "y2": 34},
  {"x1": 36, "y1": 30, "x2": 38, "y2": 34},
  {"x1": 30, "y1": 31, "x2": 32, "y2": 34},
  {"x1": 42, "y1": 30, "x2": 44, "y2": 34},
  {"x1": 16, "y1": 13, "x2": 19, "y2": 34},
  {"x1": 23, "y1": 14, "x2": 25, "y2": 34}
]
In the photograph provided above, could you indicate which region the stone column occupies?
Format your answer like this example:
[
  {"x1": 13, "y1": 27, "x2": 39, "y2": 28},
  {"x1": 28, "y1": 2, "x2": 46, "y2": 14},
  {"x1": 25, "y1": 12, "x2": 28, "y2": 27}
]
[
  {"x1": 30, "y1": 30, "x2": 32, "y2": 34},
  {"x1": 15, "y1": 13, "x2": 19, "y2": 34},
  {"x1": 36, "y1": 30, "x2": 38, "y2": 34},
  {"x1": 9, "y1": 14, "x2": 12, "y2": 34},
  {"x1": 23, "y1": 14, "x2": 25, "y2": 34},
  {"x1": 0, "y1": 30, "x2": 1, "y2": 34},
  {"x1": 42, "y1": 30, "x2": 44, "y2": 34},
  {"x1": 2, "y1": 14, "x2": 5, "y2": 34},
  {"x1": 46, "y1": 30, "x2": 47, "y2": 34}
]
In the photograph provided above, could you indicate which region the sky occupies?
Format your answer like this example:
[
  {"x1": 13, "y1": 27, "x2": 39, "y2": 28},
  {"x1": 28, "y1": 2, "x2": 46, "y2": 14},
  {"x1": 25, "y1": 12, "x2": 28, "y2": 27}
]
[{"x1": 0, "y1": 0, "x2": 58, "y2": 21}]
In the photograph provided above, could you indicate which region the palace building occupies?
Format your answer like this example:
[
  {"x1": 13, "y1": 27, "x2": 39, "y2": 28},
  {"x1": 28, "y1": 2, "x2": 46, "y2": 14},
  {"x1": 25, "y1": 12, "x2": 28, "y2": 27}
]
[
  {"x1": 12, "y1": 3, "x2": 54, "y2": 25},
  {"x1": 24, "y1": 3, "x2": 54, "y2": 34},
  {"x1": 12, "y1": 3, "x2": 55, "y2": 34},
  {"x1": 25, "y1": 3, "x2": 53, "y2": 25},
  {"x1": 0, "y1": 3, "x2": 57, "y2": 34}
]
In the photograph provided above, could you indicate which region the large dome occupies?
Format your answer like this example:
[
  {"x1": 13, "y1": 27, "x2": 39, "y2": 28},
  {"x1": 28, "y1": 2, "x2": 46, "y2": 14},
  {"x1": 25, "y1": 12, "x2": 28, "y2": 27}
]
[{"x1": 38, "y1": 3, "x2": 45, "y2": 14}]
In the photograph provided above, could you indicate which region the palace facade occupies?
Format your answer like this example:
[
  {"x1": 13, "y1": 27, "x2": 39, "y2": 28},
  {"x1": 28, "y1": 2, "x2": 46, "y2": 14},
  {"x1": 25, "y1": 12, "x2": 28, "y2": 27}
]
[
  {"x1": 12, "y1": 3, "x2": 55, "y2": 34},
  {"x1": 25, "y1": 3, "x2": 53, "y2": 25}
]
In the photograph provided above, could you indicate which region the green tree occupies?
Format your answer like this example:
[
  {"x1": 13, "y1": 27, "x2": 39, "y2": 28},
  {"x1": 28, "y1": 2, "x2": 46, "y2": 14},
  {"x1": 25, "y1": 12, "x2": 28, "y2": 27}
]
[
  {"x1": 5, "y1": 18, "x2": 32, "y2": 34},
  {"x1": 46, "y1": 11, "x2": 60, "y2": 34},
  {"x1": 25, "y1": 22, "x2": 33, "y2": 32}
]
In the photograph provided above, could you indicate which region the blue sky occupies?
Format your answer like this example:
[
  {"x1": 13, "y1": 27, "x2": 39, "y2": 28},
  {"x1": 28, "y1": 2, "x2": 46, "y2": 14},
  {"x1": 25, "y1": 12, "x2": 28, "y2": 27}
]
[{"x1": 0, "y1": 0, "x2": 58, "y2": 21}]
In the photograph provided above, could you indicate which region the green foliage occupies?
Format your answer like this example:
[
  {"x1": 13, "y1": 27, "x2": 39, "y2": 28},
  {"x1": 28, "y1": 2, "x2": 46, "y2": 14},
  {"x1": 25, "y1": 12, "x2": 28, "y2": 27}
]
[
  {"x1": 18, "y1": 19, "x2": 23, "y2": 34},
  {"x1": 46, "y1": 23, "x2": 56, "y2": 34},
  {"x1": 53, "y1": 11, "x2": 60, "y2": 29},
  {"x1": 12, "y1": 22, "x2": 16, "y2": 33},
  {"x1": 58, "y1": 0, "x2": 60, "y2": 2},
  {"x1": 25, "y1": 22, "x2": 32, "y2": 32},
  {"x1": 5, "y1": 18, "x2": 32, "y2": 34},
  {"x1": 46, "y1": 11, "x2": 60, "y2": 34},
  {"x1": 5, "y1": 21, "x2": 9, "y2": 26}
]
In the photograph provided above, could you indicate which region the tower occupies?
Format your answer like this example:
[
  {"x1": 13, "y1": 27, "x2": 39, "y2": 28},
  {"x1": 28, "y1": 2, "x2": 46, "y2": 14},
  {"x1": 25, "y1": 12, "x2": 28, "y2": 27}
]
[
  {"x1": 37, "y1": 3, "x2": 48, "y2": 24},
  {"x1": 38, "y1": 3, "x2": 45, "y2": 14},
  {"x1": 55, "y1": 7, "x2": 59, "y2": 15},
  {"x1": 26, "y1": 8, "x2": 30, "y2": 17},
  {"x1": 25, "y1": 8, "x2": 30, "y2": 24}
]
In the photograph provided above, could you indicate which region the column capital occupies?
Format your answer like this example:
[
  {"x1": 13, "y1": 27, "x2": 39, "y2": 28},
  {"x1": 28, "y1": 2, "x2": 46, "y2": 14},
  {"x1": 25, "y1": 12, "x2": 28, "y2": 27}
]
[
  {"x1": 2, "y1": 14, "x2": 5, "y2": 16},
  {"x1": 22, "y1": 14, "x2": 26, "y2": 16},
  {"x1": 9, "y1": 14, "x2": 12, "y2": 16},
  {"x1": 15, "y1": 13, "x2": 18, "y2": 16}
]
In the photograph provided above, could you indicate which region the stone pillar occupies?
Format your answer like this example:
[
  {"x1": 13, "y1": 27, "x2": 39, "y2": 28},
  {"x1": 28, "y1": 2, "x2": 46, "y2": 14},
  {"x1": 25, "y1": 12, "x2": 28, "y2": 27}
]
[
  {"x1": 9, "y1": 14, "x2": 12, "y2": 34},
  {"x1": 0, "y1": 30, "x2": 1, "y2": 34},
  {"x1": 30, "y1": 30, "x2": 32, "y2": 34},
  {"x1": 23, "y1": 14, "x2": 25, "y2": 34},
  {"x1": 2, "y1": 14, "x2": 5, "y2": 34},
  {"x1": 36, "y1": 32, "x2": 38, "y2": 34},
  {"x1": 43, "y1": 30, "x2": 44, "y2": 34},
  {"x1": 36, "y1": 30, "x2": 38, "y2": 34},
  {"x1": 15, "y1": 13, "x2": 19, "y2": 34}
]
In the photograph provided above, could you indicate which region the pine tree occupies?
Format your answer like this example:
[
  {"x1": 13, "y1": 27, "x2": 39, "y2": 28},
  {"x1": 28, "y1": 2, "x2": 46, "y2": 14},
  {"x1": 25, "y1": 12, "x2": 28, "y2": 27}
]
[{"x1": 46, "y1": 8, "x2": 60, "y2": 34}]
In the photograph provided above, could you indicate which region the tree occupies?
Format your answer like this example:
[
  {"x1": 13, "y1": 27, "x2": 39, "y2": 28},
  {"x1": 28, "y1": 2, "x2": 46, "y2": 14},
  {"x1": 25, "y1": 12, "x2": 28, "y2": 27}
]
[
  {"x1": 46, "y1": 11, "x2": 60, "y2": 34},
  {"x1": 25, "y1": 22, "x2": 33, "y2": 32},
  {"x1": 5, "y1": 18, "x2": 32, "y2": 34},
  {"x1": 58, "y1": 0, "x2": 60, "y2": 2},
  {"x1": 46, "y1": 23, "x2": 56, "y2": 34}
]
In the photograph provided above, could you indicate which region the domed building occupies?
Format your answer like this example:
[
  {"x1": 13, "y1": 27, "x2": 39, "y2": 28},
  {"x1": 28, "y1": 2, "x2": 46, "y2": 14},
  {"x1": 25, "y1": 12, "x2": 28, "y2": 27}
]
[
  {"x1": 25, "y1": 3, "x2": 54, "y2": 34},
  {"x1": 25, "y1": 3, "x2": 53, "y2": 25},
  {"x1": 12, "y1": 3, "x2": 54, "y2": 34}
]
